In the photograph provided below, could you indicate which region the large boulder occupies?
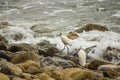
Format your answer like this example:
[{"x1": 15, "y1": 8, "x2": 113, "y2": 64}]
[
  {"x1": 11, "y1": 51, "x2": 39, "y2": 64},
  {"x1": 75, "y1": 24, "x2": 109, "y2": 33},
  {"x1": 8, "y1": 43, "x2": 38, "y2": 53},
  {"x1": 16, "y1": 60, "x2": 41, "y2": 74},
  {"x1": 0, "y1": 50, "x2": 11, "y2": 61},
  {"x1": 0, "y1": 59, "x2": 22, "y2": 76},
  {"x1": 0, "y1": 72, "x2": 10, "y2": 80}
]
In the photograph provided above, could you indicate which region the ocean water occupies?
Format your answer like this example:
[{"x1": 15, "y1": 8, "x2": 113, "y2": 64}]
[{"x1": 0, "y1": 0, "x2": 120, "y2": 60}]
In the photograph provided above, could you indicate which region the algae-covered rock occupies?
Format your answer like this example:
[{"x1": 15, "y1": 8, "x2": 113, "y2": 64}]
[{"x1": 75, "y1": 24, "x2": 109, "y2": 33}]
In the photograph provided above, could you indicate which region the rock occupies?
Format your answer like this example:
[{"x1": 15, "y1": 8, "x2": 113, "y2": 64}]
[
  {"x1": 75, "y1": 24, "x2": 109, "y2": 33},
  {"x1": 37, "y1": 40, "x2": 61, "y2": 57},
  {"x1": 0, "y1": 41, "x2": 7, "y2": 50},
  {"x1": 76, "y1": 70, "x2": 94, "y2": 80},
  {"x1": 0, "y1": 72, "x2": 10, "y2": 80},
  {"x1": 11, "y1": 51, "x2": 39, "y2": 64},
  {"x1": 0, "y1": 59, "x2": 22, "y2": 76},
  {"x1": 8, "y1": 43, "x2": 38, "y2": 53},
  {"x1": 10, "y1": 33, "x2": 23, "y2": 41},
  {"x1": 0, "y1": 50, "x2": 11, "y2": 61},
  {"x1": 20, "y1": 73, "x2": 34, "y2": 80},
  {"x1": 103, "y1": 47, "x2": 120, "y2": 63},
  {"x1": 87, "y1": 59, "x2": 112, "y2": 70},
  {"x1": 51, "y1": 68, "x2": 95, "y2": 80},
  {"x1": 0, "y1": 34, "x2": 8, "y2": 43},
  {"x1": 99, "y1": 67, "x2": 120, "y2": 79},
  {"x1": 0, "y1": 21, "x2": 12, "y2": 29},
  {"x1": 42, "y1": 66, "x2": 54, "y2": 76},
  {"x1": 51, "y1": 70, "x2": 64, "y2": 80},
  {"x1": 31, "y1": 25, "x2": 53, "y2": 33},
  {"x1": 36, "y1": 73, "x2": 55, "y2": 80},
  {"x1": 67, "y1": 31, "x2": 79, "y2": 40},
  {"x1": 16, "y1": 60, "x2": 41, "y2": 74},
  {"x1": 12, "y1": 77, "x2": 26, "y2": 80}
]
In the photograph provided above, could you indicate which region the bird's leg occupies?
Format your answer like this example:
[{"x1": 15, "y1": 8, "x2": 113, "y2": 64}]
[
  {"x1": 66, "y1": 45, "x2": 70, "y2": 55},
  {"x1": 61, "y1": 45, "x2": 66, "y2": 52}
]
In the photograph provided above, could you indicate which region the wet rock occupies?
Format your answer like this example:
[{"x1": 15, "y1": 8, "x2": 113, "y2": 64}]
[
  {"x1": 67, "y1": 31, "x2": 79, "y2": 40},
  {"x1": 0, "y1": 41, "x2": 7, "y2": 50},
  {"x1": 16, "y1": 60, "x2": 41, "y2": 74},
  {"x1": 103, "y1": 47, "x2": 120, "y2": 63},
  {"x1": 0, "y1": 59, "x2": 22, "y2": 76},
  {"x1": 0, "y1": 21, "x2": 12, "y2": 28},
  {"x1": 0, "y1": 72, "x2": 10, "y2": 80},
  {"x1": 37, "y1": 40, "x2": 61, "y2": 57},
  {"x1": 0, "y1": 34, "x2": 8, "y2": 43},
  {"x1": 75, "y1": 24, "x2": 109, "y2": 33},
  {"x1": 8, "y1": 43, "x2": 38, "y2": 53},
  {"x1": 40, "y1": 56, "x2": 63, "y2": 70},
  {"x1": 87, "y1": 59, "x2": 112, "y2": 70},
  {"x1": 11, "y1": 51, "x2": 39, "y2": 64},
  {"x1": 41, "y1": 56, "x2": 76, "y2": 70},
  {"x1": 0, "y1": 50, "x2": 11, "y2": 61},
  {"x1": 99, "y1": 67, "x2": 120, "y2": 79},
  {"x1": 31, "y1": 25, "x2": 53, "y2": 33},
  {"x1": 10, "y1": 33, "x2": 23, "y2": 41}
]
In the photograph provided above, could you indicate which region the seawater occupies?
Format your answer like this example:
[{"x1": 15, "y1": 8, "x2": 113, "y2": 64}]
[{"x1": 0, "y1": 0, "x2": 120, "y2": 59}]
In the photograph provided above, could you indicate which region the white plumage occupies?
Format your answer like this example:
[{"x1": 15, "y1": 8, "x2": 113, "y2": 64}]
[
  {"x1": 59, "y1": 33, "x2": 72, "y2": 54},
  {"x1": 60, "y1": 33, "x2": 72, "y2": 46},
  {"x1": 78, "y1": 48, "x2": 86, "y2": 66}
]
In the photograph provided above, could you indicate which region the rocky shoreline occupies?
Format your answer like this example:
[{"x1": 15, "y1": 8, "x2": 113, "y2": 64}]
[{"x1": 0, "y1": 22, "x2": 120, "y2": 80}]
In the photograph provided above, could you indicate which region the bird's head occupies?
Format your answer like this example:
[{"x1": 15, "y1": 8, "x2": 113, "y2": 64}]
[{"x1": 58, "y1": 32, "x2": 63, "y2": 36}]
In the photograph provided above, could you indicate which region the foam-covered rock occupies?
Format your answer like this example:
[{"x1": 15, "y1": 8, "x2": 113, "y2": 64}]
[
  {"x1": 37, "y1": 40, "x2": 61, "y2": 57},
  {"x1": 0, "y1": 41, "x2": 7, "y2": 50},
  {"x1": 75, "y1": 24, "x2": 109, "y2": 33},
  {"x1": 0, "y1": 34, "x2": 8, "y2": 44},
  {"x1": 31, "y1": 25, "x2": 53, "y2": 33}
]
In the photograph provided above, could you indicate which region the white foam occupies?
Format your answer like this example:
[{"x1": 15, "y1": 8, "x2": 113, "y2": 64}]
[
  {"x1": 43, "y1": 9, "x2": 75, "y2": 16},
  {"x1": 112, "y1": 10, "x2": 120, "y2": 18}
]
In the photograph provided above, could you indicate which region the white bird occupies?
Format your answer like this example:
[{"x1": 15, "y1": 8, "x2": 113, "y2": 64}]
[
  {"x1": 59, "y1": 32, "x2": 72, "y2": 54},
  {"x1": 78, "y1": 47, "x2": 86, "y2": 66}
]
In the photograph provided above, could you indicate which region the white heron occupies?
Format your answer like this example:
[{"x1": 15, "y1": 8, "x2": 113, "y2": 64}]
[
  {"x1": 59, "y1": 32, "x2": 72, "y2": 54},
  {"x1": 78, "y1": 47, "x2": 86, "y2": 66}
]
